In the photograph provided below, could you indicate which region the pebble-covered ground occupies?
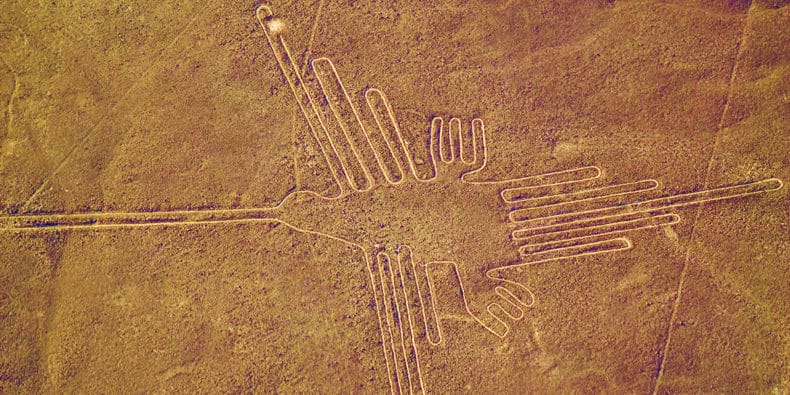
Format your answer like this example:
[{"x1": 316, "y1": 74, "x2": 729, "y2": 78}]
[{"x1": 1, "y1": 0, "x2": 788, "y2": 393}]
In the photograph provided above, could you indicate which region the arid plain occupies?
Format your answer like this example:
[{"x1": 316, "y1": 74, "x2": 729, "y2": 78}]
[{"x1": 1, "y1": 0, "x2": 789, "y2": 393}]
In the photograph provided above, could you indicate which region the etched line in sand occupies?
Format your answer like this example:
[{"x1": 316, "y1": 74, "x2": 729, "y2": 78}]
[
  {"x1": 257, "y1": 5, "x2": 351, "y2": 194},
  {"x1": 377, "y1": 247, "x2": 425, "y2": 395},
  {"x1": 425, "y1": 260, "x2": 535, "y2": 339},
  {"x1": 654, "y1": 4, "x2": 758, "y2": 393},
  {"x1": 516, "y1": 214, "x2": 681, "y2": 252},
  {"x1": 299, "y1": 0, "x2": 325, "y2": 75},
  {"x1": 18, "y1": 8, "x2": 209, "y2": 213},
  {"x1": 365, "y1": 88, "x2": 409, "y2": 184},
  {"x1": 505, "y1": 177, "x2": 782, "y2": 265},
  {"x1": 312, "y1": 57, "x2": 375, "y2": 190}
]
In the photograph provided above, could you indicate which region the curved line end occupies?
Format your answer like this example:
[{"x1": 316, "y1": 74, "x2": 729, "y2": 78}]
[{"x1": 255, "y1": 4, "x2": 273, "y2": 19}]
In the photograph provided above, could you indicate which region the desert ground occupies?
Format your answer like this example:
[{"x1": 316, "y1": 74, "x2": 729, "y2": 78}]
[{"x1": 1, "y1": 0, "x2": 788, "y2": 393}]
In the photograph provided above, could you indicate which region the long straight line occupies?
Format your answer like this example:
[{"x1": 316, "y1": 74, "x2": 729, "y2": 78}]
[
  {"x1": 292, "y1": 0, "x2": 326, "y2": 190},
  {"x1": 18, "y1": 5, "x2": 209, "y2": 214},
  {"x1": 651, "y1": 3, "x2": 754, "y2": 393},
  {"x1": 291, "y1": 107, "x2": 300, "y2": 189},
  {"x1": 300, "y1": 0, "x2": 325, "y2": 75},
  {"x1": 34, "y1": 8, "x2": 214, "y2": 390},
  {"x1": 298, "y1": 0, "x2": 326, "y2": 187}
]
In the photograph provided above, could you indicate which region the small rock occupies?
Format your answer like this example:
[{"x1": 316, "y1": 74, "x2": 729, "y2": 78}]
[{"x1": 265, "y1": 17, "x2": 288, "y2": 36}]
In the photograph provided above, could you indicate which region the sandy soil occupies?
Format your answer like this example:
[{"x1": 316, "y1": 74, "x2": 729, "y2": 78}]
[{"x1": 1, "y1": 0, "x2": 788, "y2": 393}]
